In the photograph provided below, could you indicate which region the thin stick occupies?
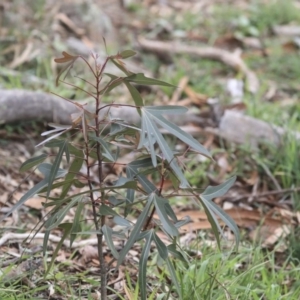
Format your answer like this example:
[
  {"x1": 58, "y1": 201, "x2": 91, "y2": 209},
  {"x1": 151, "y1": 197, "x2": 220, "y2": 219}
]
[{"x1": 229, "y1": 186, "x2": 300, "y2": 202}]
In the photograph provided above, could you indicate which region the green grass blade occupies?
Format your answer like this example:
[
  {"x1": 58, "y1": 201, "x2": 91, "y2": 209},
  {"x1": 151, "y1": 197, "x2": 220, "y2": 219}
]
[{"x1": 166, "y1": 257, "x2": 183, "y2": 299}]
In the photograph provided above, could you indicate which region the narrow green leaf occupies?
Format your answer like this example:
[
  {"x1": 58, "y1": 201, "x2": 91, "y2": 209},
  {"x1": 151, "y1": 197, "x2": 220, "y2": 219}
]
[
  {"x1": 45, "y1": 223, "x2": 72, "y2": 276},
  {"x1": 201, "y1": 195, "x2": 239, "y2": 248},
  {"x1": 143, "y1": 111, "x2": 157, "y2": 167},
  {"x1": 150, "y1": 113, "x2": 211, "y2": 158},
  {"x1": 201, "y1": 176, "x2": 236, "y2": 200},
  {"x1": 113, "y1": 216, "x2": 132, "y2": 228},
  {"x1": 47, "y1": 196, "x2": 82, "y2": 230},
  {"x1": 40, "y1": 178, "x2": 75, "y2": 193},
  {"x1": 174, "y1": 216, "x2": 191, "y2": 229},
  {"x1": 102, "y1": 74, "x2": 123, "y2": 94},
  {"x1": 38, "y1": 163, "x2": 67, "y2": 179},
  {"x1": 117, "y1": 194, "x2": 154, "y2": 266},
  {"x1": 107, "y1": 195, "x2": 120, "y2": 206},
  {"x1": 102, "y1": 225, "x2": 120, "y2": 259},
  {"x1": 139, "y1": 231, "x2": 153, "y2": 300},
  {"x1": 65, "y1": 142, "x2": 70, "y2": 164},
  {"x1": 199, "y1": 200, "x2": 222, "y2": 249},
  {"x1": 153, "y1": 233, "x2": 168, "y2": 260},
  {"x1": 137, "y1": 174, "x2": 157, "y2": 194},
  {"x1": 137, "y1": 114, "x2": 148, "y2": 150},
  {"x1": 112, "y1": 177, "x2": 137, "y2": 190},
  {"x1": 45, "y1": 138, "x2": 68, "y2": 147},
  {"x1": 111, "y1": 59, "x2": 133, "y2": 76},
  {"x1": 137, "y1": 230, "x2": 151, "y2": 241},
  {"x1": 126, "y1": 189, "x2": 135, "y2": 207},
  {"x1": 127, "y1": 157, "x2": 153, "y2": 169},
  {"x1": 20, "y1": 154, "x2": 48, "y2": 172},
  {"x1": 70, "y1": 201, "x2": 84, "y2": 247},
  {"x1": 99, "y1": 204, "x2": 119, "y2": 217},
  {"x1": 61, "y1": 147, "x2": 84, "y2": 198},
  {"x1": 90, "y1": 136, "x2": 115, "y2": 162},
  {"x1": 119, "y1": 50, "x2": 136, "y2": 59},
  {"x1": 199, "y1": 176, "x2": 239, "y2": 247},
  {"x1": 43, "y1": 230, "x2": 51, "y2": 256},
  {"x1": 140, "y1": 111, "x2": 189, "y2": 187},
  {"x1": 166, "y1": 258, "x2": 182, "y2": 299},
  {"x1": 167, "y1": 244, "x2": 187, "y2": 262},
  {"x1": 123, "y1": 80, "x2": 144, "y2": 109},
  {"x1": 46, "y1": 141, "x2": 67, "y2": 198},
  {"x1": 145, "y1": 106, "x2": 188, "y2": 115},
  {"x1": 164, "y1": 202, "x2": 178, "y2": 223},
  {"x1": 154, "y1": 196, "x2": 179, "y2": 237},
  {"x1": 126, "y1": 73, "x2": 175, "y2": 87}
]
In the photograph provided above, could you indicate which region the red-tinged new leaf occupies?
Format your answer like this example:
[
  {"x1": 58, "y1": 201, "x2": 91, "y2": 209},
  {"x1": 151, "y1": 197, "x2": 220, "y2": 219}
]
[
  {"x1": 54, "y1": 52, "x2": 80, "y2": 86},
  {"x1": 55, "y1": 61, "x2": 74, "y2": 86},
  {"x1": 54, "y1": 51, "x2": 79, "y2": 63}
]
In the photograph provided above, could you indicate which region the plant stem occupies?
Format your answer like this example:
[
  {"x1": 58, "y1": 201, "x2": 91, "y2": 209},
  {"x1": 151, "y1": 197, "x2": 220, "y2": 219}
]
[
  {"x1": 85, "y1": 142, "x2": 106, "y2": 299},
  {"x1": 94, "y1": 66, "x2": 107, "y2": 300},
  {"x1": 143, "y1": 167, "x2": 165, "y2": 231}
]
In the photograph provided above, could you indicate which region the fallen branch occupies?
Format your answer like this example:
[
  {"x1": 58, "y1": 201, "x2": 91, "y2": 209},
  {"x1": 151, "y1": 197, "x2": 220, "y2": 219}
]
[
  {"x1": 209, "y1": 110, "x2": 300, "y2": 147},
  {"x1": 0, "y1": 89, "x2": 202, "y2": 126},
  {"x1": 1, "y1": 90, "x2": 299, "y2": 148},
  {"x1": 137, "y1": 37, "x2": 259, "y2": 94},
  {"x1": 228, "y1": 186, "x2": 300, "y2": 203},
  {"x1": 0, "y1": 232, "x2": 99, "y2": 248}
]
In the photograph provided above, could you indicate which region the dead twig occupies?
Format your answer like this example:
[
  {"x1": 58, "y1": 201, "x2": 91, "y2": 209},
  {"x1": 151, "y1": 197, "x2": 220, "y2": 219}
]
[
  {"x1": 0, "y1": 232, "x2": 99, "y2": 248},
  {"x1": 228, "y1": 186, "x2": 300, "y2": 203},
  {"x1": 137, "y1": 37, "x2": 259, "y2": 93}
]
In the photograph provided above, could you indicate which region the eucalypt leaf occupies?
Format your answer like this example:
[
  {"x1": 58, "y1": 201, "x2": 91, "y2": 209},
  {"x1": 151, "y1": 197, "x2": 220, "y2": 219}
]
[
  {"x1": 198, "y1": 176, "x2": 239, "y2": 248},
  {"x1": 138, "y1": 230, "x2": 178, "y2": 300}
]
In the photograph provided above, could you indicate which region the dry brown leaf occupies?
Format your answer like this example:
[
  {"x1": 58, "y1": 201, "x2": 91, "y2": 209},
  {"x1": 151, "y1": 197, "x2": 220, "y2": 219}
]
[
  {"x1": 78, "y1": 245, "x2": 99, "y2": 264},
  {"x1": 244, "y1": 170, "x2": 259, "y2": 186},
  {"x1": 123, "y1": 279, "x2": 134, "y2": 300},
  {"x1": 24, "y1": 197, "x2": 44, "y2": 210},
  {"x1": 170, "y1": 76, "x2": 189, "y2": 104},
  {"x1": 55, "y1": 13, "x2": 85, "y2": 37},
  {"x1": 177, "y1": 207, "x2": 290, "y2": 232},
  {"x1": 183, "y1": 85, "x2": 208, "y2": 106},
  {"x1": 262, "y1": 225, "x2": 291, "y2": 247}
]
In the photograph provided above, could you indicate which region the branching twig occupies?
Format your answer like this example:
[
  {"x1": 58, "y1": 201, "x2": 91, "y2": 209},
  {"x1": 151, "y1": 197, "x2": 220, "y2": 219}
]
[{"x1": 137, "y1": 37, "x2": 259, "y2": 94}]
